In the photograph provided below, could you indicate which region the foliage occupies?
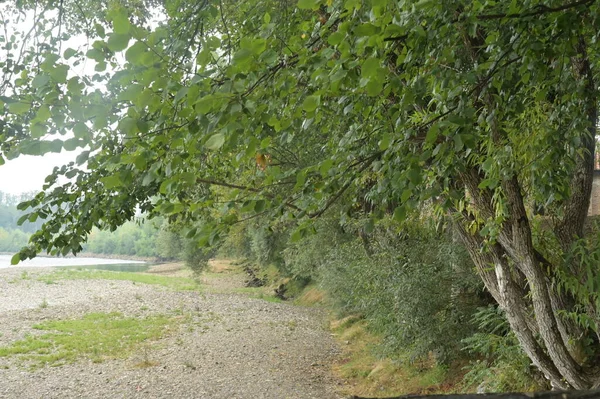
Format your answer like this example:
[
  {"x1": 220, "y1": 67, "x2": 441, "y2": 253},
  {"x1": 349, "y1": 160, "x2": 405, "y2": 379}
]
[
  {"x1": 318, "y1": 218, "x2": 484, "y2": 364},
  {"x1": 462, "y1": 306, "x2": 544, "y2": 392},
  {"x1": 0, "y1": 227, "x2": 29, "y2": 252},
  {"x1": 0, "y1": 191, "x2": 44, "y2": 234},
  {"x1": 0, "y1": 191, "x2": 186, "y2": 259},
  {"x1": 2, "y1": 0, "x2": 600, "y2": 388},
  {"x1": 181, "y1": 238, "x2": 214, "y2": 274},
  {"x1": 223, "y1": 213, "x2": 485, "y2": 365}
]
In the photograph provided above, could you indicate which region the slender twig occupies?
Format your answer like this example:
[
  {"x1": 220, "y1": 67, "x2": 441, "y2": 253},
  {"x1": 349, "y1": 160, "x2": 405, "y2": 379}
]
[
  {"x1": 195, "y1": 178, "x2": 302, "y2": 211},
  {"x1": 218, "y1": 0, "x2": 232, "y2": 63},
  {"x1": 309, "y1": 155, "x2": 377, "y2": 218},
  {"x1": 57, "y1": 0, "x2": 64, "y2": 53}
]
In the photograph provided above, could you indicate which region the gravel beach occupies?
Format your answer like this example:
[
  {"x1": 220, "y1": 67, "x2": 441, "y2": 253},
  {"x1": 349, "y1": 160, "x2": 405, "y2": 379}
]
[{"x1": 0, "y1": 262, "x2": 343, "y2": 399}]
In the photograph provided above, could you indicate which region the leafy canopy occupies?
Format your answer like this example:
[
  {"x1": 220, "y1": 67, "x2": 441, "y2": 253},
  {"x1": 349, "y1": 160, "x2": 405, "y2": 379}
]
[{"x1": 0, "y1": 0, "x2": 597, "y2": 257}]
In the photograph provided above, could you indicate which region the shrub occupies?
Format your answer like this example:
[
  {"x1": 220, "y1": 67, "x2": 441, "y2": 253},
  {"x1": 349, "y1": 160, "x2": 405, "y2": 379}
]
[
  {"x1": 462, "y1": 306, "x2": 545, "y2": 392},
  {"x1": 317, "y1": 217, "x2": 484, "y2": 364}
]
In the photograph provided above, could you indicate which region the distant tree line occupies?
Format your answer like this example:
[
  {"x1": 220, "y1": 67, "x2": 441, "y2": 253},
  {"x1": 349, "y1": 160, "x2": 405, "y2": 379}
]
[{"x1": 0, "y1": 191, "x2": 209, "y2": 267}]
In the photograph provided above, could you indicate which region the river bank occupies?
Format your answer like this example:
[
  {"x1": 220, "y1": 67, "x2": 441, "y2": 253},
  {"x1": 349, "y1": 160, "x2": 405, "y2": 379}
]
[{"x1": 0, "y1": 261, "x2": 342, "y2": 398}]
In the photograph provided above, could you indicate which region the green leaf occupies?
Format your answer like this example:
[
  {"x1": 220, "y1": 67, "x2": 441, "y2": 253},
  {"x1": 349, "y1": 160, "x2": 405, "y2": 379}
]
[
  {"x1": 63, "y1": 48, "x2": 77, "y2": 59},
  {"x1": 366, "y1": 79, "x2": 383, "y2": 96},
  {"x1": 355, "y1": 23, "x2": 378, "y2": 36},
  {"x1": 76, "y1": 151, "x2": 90, "y2": 165},
  {"x1": 133, "y1": 154, "x2": 147, "y2": 170},
  {"x1": 86, "y1": 49, "x2": 105, "y2": 62},
  {"x1": 379, "y1": 133, "x2": 391, "y2": 150},
  {"x1": 63, "y1": 138, "x2": 81, "y2": 151},
  {"x1": 393, "y1": 206, "x2": 406, "y2": 221},
  {"x1": 298, "y1": 0, "x2": 320, "y2": 9},
  {"x1": 453, "y1": 134, "x2": 464, "y2": 150},
  {"x1": 107, "y1": 33, "x2": 131, "y2": 52},
  {"x1": 407, "y1": 168, "x2": 422, "y2": 185},
  {"x1": 17, "y1": 214, "x2": 28, "y2": 226},
  {"x1": 195, "y1": 96, "x2": 215, "y2": 114},
  {"x1": 254, "y1": 200, "x2": 266, "y2": 212},
  {"x1": 290, "y1": 228, "x2": 304, "y2": 242},
  {"x1": 233, "y1": 48, "x2": 253, "y2": 65},
  {"x1": 205, "y1": 133, "x2": 225, "y2": 150},
  {"x1": 260, "y1": 137, "x2": 271, "y2": 149},
  {"x1": 31, "y1": 123, "x2": 47, "y2": 138},
  {"x1": 49, "y1": 65, "x2": 69, "y2": 83},
  {"x1": 401, "y1": 189, "x2": 412, "y2": 202},
  {"x1": 136, "y1": 119, "x2": 149, "y2": 134},
  {"x1": 302, "y1": 95, "x2": 320, "y2": 112},
  {"x1": 101, "y1": 175, "x2": 122, "y2": 189},
  {"x1": 73, "y1": 122, "x2": 89, "y2": 139},
  {"x1": 425, "y1": 124, "x2": 439, "y2": 145},
  {"x1": 328, "y1": 32, "x2": 344, "y2": 46},
  {"x1": 95, "y1": 23, "x2": 106, "y2": 38},
  {"x1": 320, "y1": 159, "x2": 334, "y2": 176},
  {"x1": 43, "y1": 139, "x2": 64, "y2": 154},
  {"x1": 8, "y1": 102, "x2": 30, "y2": 115},
  {"x1": 10, "y1": 253, "x2": 20, "y2": 265},
  {"x1": 112, "y1": 11, "x2": 131, "y2": 35},
  {"x1": 125, "y1": 41, "x2": 148, "y2": 64},
  {"x1": 362, "y1": 57, "x2": 381, "y2": 79},
  {"x1": 32, "y1": 74, "x2": 50, "y2": 88}
]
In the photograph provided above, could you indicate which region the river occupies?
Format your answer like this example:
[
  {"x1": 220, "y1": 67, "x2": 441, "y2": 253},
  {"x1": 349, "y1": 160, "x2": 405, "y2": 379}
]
[{"x1": 0, "y1": 254, "x2": 149, "y2": 271}]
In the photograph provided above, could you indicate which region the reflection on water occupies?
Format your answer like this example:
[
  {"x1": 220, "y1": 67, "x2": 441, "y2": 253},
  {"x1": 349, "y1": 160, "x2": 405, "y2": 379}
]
[{"x1": 0, "y1": 255, "x2": 147, "y2": 270}]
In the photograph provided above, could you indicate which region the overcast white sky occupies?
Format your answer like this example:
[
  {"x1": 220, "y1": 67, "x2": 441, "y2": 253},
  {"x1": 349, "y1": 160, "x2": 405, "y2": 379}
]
[{"x1": 0, "y1": 152, "x2": 78, "y2": 195}]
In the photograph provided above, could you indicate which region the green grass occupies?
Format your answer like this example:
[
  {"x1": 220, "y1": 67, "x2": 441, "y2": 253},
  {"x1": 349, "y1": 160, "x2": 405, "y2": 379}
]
[
  {"x1": 0, "y1": 312, "x2": 174, "y2": 368},
  {"x1": 331, "y1": 316, "x2": 458, "y2": 397},
  {"x1": 38, "y1": 269, "x2": 200, "y2": 291}
]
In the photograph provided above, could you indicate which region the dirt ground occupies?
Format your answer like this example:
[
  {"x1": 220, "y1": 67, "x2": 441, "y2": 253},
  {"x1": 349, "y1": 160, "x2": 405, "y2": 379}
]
[{"x1": 0, "y1": 260, "x2": 343, "y2": 399}]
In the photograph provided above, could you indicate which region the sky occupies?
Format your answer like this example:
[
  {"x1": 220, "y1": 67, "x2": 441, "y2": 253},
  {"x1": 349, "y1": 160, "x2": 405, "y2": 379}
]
[{"x1": 0, "y1": 152, "x2": 78, "y2": 195}]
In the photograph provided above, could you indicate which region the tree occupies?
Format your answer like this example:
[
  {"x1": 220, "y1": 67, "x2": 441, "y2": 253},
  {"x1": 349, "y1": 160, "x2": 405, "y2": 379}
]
[{"x1": 2, "y1": 0, "x2": 600, "y2": 388}]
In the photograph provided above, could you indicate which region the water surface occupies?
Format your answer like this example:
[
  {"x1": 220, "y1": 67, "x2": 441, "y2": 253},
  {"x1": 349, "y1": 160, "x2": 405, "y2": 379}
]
[{"x1": 0, "y1": 255, "x2": 147, "y2": 271}]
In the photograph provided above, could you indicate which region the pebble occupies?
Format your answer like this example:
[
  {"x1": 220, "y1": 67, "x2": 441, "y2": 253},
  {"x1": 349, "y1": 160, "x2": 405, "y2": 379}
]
[{"x1": 0, "y1": 266, "x2": 343, "y2": 399}]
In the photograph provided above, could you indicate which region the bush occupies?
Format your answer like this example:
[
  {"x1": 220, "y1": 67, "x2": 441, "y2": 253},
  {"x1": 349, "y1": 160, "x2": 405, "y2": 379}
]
[
  {"x1": 183, "y1": 238, "x2": 214, "y2": 274},
  {"x1": 462, "y1": 306, "x2": 545, "y2": 392},
  {"x1": 0, "y1": 227, "x2": 29, "y2": 252},
  {"x1": 315, "y1": 217, "x2": 484, "y2": 364},
  {"x1": 220, "y1": 213, "x2": 486, "y2": 367}
]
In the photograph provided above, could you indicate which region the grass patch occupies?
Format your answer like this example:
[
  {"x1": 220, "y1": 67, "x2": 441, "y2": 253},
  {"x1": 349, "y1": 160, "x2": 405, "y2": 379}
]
[
  {"x1": 294, "y1": 285, "x2": 326, "y2": 307},
  {"x1": 331, "y1": 316, "x2": 460, "y2": 397},
  {"x1": 39, "y1": 269, "x2": 200, "y2": 291},
  {"x1": 0, "y1": 312, "x2": 174, "y2": 368}
]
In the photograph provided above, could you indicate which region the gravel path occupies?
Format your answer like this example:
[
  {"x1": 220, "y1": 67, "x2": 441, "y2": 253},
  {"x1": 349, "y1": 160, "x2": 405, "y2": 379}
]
[{"x1": 0, "y1": 263, "x2": 343, "y2": 398}]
